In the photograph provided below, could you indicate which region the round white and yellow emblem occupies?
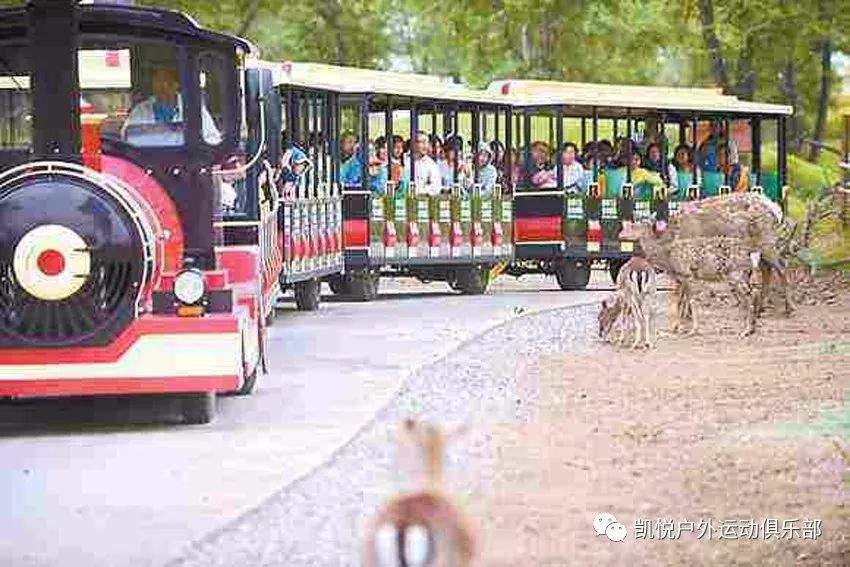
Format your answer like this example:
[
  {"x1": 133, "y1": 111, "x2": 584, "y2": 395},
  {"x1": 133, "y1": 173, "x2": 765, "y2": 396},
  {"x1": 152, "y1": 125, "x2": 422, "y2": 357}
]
[{"x1": 13, "y1": 225, "x2": 91, "y2": 301}]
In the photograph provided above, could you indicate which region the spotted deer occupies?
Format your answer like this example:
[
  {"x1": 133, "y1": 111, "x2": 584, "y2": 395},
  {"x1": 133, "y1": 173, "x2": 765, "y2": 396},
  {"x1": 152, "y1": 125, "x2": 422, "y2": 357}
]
[
  {"x1": 363, "y1": 419, "x2": 474, "y2": 567},
  {"x1": 598, "y1": 255, "x2": 657, "y2": 348},
  {"x1": 671, "y1": 193, "x2": 794, "y2": 317},
  {"x1": 620, "y1": 222, "x2": 761, "y2": 336}
]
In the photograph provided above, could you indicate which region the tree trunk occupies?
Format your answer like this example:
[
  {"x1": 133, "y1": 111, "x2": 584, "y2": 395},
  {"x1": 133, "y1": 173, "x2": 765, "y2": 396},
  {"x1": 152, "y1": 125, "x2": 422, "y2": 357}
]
[
  {"x1": 236, "y1": 0, "x2": 262, "y2": 37},
  {"x1": 696, "y1": 0, "x2": 730, "y2": 93},
  {"x1": 779, "y1": 60, "x2": 804, "y2": 153},
  {"x1": 734, "y1": 33, "x2": 756, "y2": 99},
  {"x1": 809, "y1": 37, "x2": 832, "y2": 161},
  {"x1": 315, "y1": 0, "x2": 346, "y2": 65}
]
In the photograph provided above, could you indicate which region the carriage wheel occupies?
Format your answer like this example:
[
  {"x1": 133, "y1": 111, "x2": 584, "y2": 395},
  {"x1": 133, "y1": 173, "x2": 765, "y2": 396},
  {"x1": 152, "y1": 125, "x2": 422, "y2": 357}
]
[
  {"x1": 327, "y1": 274, "x2": 349, "y2": 295},
  {"x1": 294, "y1": 278, "x2": 321, "y2": 311},
  {"x1": 555, "y1": 258, "x2": 590, "y2": 291},
  {"x1": 346, "y1": 270, "x2": 380, "y2": 302},
  {"x1": 181, "y1": 392, "x2": 216, "y2": 425},
  {"x1": 455, "y1": 266, "x2": 491, "y2": 295}
]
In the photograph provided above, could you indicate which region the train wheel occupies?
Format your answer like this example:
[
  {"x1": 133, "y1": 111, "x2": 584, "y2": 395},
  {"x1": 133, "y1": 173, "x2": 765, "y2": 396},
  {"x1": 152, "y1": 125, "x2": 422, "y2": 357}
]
[
  {"x1": 328, "y1": 274, "x2": 349, "y2": 295},
  {"x1": 456, "y1": 266, "x2": 491, "y2": 295},
  {"x1": 181, "y1": 392, "x2": 216, "y2": 424},
  {"x1": 609, "y1": 259, "x2": 626, "y2": 284},
  {"x1": 294, "y1": 278, "x2": 321, "y2": 311},
  {"x1": 347, "y1": 270, "x2": 379, "y2": 302},
  {"x1": 555, "y1": 258, "x2": 590, "y2": 291}
]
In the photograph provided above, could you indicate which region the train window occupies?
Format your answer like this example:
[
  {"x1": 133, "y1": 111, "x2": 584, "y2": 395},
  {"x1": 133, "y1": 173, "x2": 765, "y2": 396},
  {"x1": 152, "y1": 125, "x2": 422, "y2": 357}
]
[
  {"x1": 0, "y1": 45, "x2": 31, "y2": 151},
  {"x1": 198, "y1": 53, "x2": 226, "y2": 146},
  {"x1": 79, "y1": 43, "x2": 184, "y2": 148}
]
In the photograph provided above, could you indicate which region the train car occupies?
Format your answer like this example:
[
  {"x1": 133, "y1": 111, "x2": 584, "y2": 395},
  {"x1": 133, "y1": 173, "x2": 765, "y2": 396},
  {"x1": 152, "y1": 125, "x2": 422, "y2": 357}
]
[
  {"x1": 277, "y1": 63, "x2": 513, "y2": 299},
  {"x1": 490, "y1": 80, "x2": 793, "y2": 287},
  {"x1": 0, "y1": 1, "x2": 341, "y2": 423}
]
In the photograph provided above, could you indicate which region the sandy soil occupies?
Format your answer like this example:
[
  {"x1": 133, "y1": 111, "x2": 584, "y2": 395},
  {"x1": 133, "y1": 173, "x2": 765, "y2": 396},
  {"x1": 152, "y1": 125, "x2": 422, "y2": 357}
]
[{"x1": 462, "y1": 271, "x2": 850, "y2": 566}]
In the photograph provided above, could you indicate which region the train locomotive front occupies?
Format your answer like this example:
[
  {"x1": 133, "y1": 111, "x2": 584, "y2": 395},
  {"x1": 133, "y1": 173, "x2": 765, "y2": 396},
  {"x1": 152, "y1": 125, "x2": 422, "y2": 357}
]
[{"x1": 0, "y1": 1, "x2": 266, "y2": 423}]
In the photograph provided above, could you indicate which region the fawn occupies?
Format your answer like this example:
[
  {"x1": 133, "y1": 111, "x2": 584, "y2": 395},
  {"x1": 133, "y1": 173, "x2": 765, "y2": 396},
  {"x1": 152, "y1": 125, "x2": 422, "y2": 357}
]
[
  {"x1": 598, "y1": 255, "x2": 657, "y2": 348},
  {"x1": 363, "y1": 419, "x2": 474, "y2": 567}
]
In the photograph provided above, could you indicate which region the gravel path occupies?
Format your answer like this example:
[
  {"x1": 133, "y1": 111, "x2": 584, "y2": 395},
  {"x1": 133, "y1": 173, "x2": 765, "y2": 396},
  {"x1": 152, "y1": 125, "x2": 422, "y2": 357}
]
[{"x1": 169, "y1": 302, "x2": 600, "y2": 567}]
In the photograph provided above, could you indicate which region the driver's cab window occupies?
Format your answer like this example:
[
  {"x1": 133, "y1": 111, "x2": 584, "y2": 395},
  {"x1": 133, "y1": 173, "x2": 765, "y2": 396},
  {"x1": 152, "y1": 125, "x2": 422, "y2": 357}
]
[
  {"x1": 79, "y1": 42, "x2": 184, "y2": 148},
  {"x1": 0, "y1": 44, "x2": 31, "y2": 151}
]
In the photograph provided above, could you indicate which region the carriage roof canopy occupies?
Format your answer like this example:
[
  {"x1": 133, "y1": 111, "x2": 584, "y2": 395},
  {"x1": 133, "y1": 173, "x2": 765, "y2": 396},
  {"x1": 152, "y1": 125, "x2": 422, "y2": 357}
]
[
  {"x1": 489, "y1": 79, "x2": 793, "y2": 116},
  {"x1": 267, "y1": 61, "x2": 509, "y2": 106}
]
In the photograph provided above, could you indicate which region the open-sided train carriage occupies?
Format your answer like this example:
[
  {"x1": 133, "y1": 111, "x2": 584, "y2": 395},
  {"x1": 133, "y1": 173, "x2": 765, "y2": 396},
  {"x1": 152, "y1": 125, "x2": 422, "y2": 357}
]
[
  {"x1": 277, "y1": 63, "x2": 514, "y2": 299},
  {"x1": 0, "y1": 1, "x2": 343, "y2": 422},
  {"x1": 491, "y1": 80, "x2": 793, "y2": 287}
]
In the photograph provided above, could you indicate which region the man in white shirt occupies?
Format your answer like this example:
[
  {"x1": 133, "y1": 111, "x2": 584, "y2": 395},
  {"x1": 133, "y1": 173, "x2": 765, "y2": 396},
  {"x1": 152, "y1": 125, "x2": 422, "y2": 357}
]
[
  {"x1": 405, "y1": 132, "x2": 442, "y2": 196},
  {"x1": 122, "y1": 67, "x2": 222, "y2": 147}
]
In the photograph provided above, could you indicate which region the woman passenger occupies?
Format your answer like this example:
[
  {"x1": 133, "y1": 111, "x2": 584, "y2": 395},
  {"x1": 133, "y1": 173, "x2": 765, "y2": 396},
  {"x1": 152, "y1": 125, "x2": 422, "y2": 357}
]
[
  {"x1": 672, "y1": 143, "x2": 699, "y2": 199},
  {"x1": 558, "y1": 142, "x2": 588, "y2": 193},
  {"x1": 628, "y1": 151, "x2": 664, "y2": 199},
  {"x1": 438, "y1": 136, "x2": 471, "y2": 189},
  {"x1": 644, "y1": 142, "x2": 676, "y2": 186}
]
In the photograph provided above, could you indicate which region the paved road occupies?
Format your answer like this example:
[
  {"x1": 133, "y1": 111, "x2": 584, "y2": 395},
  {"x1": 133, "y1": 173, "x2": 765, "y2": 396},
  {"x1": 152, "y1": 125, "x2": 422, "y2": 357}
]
[{"x1": 0, "y1": 274, "x2": 607, "y2": 567}]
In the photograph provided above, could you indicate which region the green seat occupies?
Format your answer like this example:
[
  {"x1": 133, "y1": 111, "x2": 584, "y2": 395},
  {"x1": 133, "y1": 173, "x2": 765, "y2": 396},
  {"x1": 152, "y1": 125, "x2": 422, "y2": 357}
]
[
  {"x1": 759, "y1": 171, "x2": 780, "y2": 201},
  {"x1": 604, "y1": 167, "x2": 625, "y2": 199},
  {"x1": 701, "y1": 171, "x2": 724, "y2": 197},
  {"x1": 634, "y1": 181, "x2": 654, "y2": 200},
  {"x1": 675, "y1": 170, "x2": 694, "y2": 200}
]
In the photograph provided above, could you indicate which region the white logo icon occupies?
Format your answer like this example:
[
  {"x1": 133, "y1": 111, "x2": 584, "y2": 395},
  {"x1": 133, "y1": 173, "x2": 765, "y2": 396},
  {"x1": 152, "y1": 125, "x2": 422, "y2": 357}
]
[{"x1": 593, "y1": 513, "x2": 627, "y2": 542}]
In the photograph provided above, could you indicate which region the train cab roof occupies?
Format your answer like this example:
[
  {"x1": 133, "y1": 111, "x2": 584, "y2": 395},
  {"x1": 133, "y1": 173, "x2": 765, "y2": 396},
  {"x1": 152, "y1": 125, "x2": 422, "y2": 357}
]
[
  {"x1": 264, "y1": 60, "x2": 509, "y2": 108},
  {"x1": 0, "y1": 2, "x2": 252, "y2": 53},
  {"x1": 488, "y1": 79, "x2": 794, "y2": 117}
]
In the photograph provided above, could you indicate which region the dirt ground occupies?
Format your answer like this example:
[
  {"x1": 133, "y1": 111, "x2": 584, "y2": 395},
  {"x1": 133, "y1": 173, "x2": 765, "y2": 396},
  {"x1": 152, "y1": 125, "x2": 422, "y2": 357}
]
[{"x1": 463, "y1": 271, "x2": 850, "y2": 566}]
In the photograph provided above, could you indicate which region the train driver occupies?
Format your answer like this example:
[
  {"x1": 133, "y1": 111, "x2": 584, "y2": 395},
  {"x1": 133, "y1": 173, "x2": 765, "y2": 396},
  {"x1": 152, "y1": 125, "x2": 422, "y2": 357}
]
[{"x1": 121, "y1": 67, "x2": 222, "y2": 147}]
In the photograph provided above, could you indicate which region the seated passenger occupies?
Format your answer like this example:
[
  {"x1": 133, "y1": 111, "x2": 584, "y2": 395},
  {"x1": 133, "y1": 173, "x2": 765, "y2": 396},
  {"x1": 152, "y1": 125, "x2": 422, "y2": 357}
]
[
  {"x1": 628, "y1": 152, "x2": 664, "y2": 199},
  {"x1": 529, "y1": 141, "x2": 555, "y2": 188},
  {"x1": 122, "y1": 67, "x2": 221, "y2": 146},
  {"x1": 672, "y1": 143, "x2": 700, "y2": 198},
  {"x1": 392, "y1": 135, "x2": 405, "y2": 163},
  {"x1": 428, "y1": 134, "x2": 443, "y2": 160},
  {"x1": 716, "y1": 144, "x2": 750, "y2": 192},
  {"x1": 697, "y1": 121, "x2": 738, "y2": 172},
  {"x1": 507, "y1": 148, "x2": 524, "y2": 188},
  {"x1": 597, "y1": 139, "x2": 615, "y2": 168},
  {"x1": 474, "y1": 142, "x2": 498, "y2": 196},
  {"x1": 489, "y1": 140, "x2": 506, "y2": 181},
  {"x1": 644, "y1": 142, "x2": 676, "y2": 186},
  {"x1": 558, "y1": 142, "x2": 588, "y2": 193},
  {"x1": 279, "y1": 146, "x2": 312, "y2": 199},
  {"x1": 339, "y1": 131, "x2": 363, "y2": 186},
  {"x1": 368, "y1": 136, "x2": 390, "y2": 196},
  {"x1": 438, "y1": 136, "x2": 471, "y2": 189},
  {"x1": 403, "y1": 132, "x2": 442, "y2": 196}
]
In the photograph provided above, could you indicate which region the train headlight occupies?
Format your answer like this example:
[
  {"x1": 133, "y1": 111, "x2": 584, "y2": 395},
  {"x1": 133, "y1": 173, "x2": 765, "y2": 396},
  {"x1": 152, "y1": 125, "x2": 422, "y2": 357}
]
[{"x1": 173, "y1": 269, "x2": 205, "y2": 305}]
